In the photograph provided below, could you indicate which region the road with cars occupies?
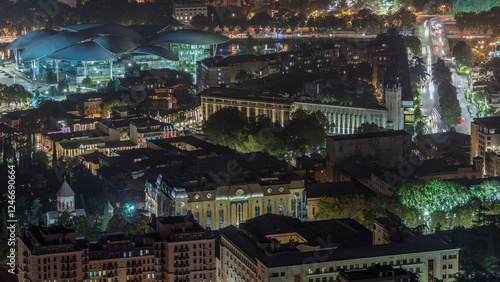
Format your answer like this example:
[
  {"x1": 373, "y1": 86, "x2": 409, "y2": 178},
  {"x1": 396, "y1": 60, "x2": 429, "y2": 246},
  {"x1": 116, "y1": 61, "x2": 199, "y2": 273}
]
[{"x1": 417, "y1": 17, "x2": 475, "y2": 135}]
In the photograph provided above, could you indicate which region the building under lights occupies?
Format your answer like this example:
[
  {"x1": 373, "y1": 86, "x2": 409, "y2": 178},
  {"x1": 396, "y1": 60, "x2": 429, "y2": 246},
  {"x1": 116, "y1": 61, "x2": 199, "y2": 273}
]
[
  {"x1": 145, "y1": 152, "x2": 308, "y2": 230},
  {"x1": 6, "y1": 24, "x2": 229, "y2": 85}
]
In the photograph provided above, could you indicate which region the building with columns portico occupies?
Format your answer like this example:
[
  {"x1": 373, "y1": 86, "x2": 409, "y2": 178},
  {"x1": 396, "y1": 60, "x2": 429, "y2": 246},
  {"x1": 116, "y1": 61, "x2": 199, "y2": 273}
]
[
  {"x1": 145, "y1": 153, "x2": 307, "y2": 230},
  {"x1": 295, "y1": 101, "x2": 388, "y2": 135},
  {"x1": 200, "y1": 87, "x2": 402, "y2": 135},
  {"x1": 200, "y1": 88, "x2": 294, "y2": 127}
]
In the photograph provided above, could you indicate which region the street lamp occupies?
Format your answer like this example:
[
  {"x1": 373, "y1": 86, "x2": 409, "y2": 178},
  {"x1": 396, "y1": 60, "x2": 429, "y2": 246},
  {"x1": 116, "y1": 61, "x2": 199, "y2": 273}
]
[{"x1": 441, "y1": 5, "x2": 446, "y2": 15}]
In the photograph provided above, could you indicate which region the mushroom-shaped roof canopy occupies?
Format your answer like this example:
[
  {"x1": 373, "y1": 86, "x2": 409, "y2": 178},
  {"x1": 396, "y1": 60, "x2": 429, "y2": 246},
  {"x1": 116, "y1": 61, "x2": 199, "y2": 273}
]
[
  {"x1": 149, "y1": 29, "x2": 230, "y2": 45},
  {"x1": 6, "y1": 29, "x2": 59, "y2": 50},
  {"x1": 61, "y1": 23, "x2": 143, "y2": 40},
  {"x1": 93, "y1": 36, "x2": 137, "y2": 54},
  {"x1": 131, "y1": 45, "x2": 179, "y2": 61},
  {"x1": 128, "y1": 25, "x2": 168, "y2": 39},
  {"x1": 20, "y1": 32, "x2": 96, "y2": 61},
  {"x1": 47, "y1": 41, "x2": 115, "y2": 61}
]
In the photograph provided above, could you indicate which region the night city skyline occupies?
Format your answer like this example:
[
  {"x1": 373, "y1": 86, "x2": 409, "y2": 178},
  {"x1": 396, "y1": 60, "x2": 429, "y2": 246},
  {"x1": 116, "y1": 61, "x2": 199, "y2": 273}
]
[{"x1": 0, "y1": 0, "x2": 500, "y2": 281}]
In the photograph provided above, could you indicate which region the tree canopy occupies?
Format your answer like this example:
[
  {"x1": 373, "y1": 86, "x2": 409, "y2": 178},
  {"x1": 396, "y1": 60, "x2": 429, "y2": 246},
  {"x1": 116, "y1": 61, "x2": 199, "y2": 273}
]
[
  {"x1": 203, "y1": 107, "x2": 329, "y2": 160},
  {"x1": 432, "y1": 58, "x2": 452, "y2": 85},
  {"x1": 483, "y1": 57, "x2": 500, "y2": 81},
  {"x1": 356, "y1": 122, "x2": 386, "y2": 133},
  {"x1": 438, "y1": 80, "x2": 461, "y2": 128},
  {"x1": 453, "y1": 41, "x2": 474, "y2": 68},
  {"x1": 316, "y1": 178, "x2": 500, "y2": 231}
]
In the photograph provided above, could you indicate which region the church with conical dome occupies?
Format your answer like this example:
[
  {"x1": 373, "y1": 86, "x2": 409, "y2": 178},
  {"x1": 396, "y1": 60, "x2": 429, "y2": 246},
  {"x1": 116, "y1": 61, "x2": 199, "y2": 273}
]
[{"x1": 46, "y1": 178, "x2": 87, "y2": 226}]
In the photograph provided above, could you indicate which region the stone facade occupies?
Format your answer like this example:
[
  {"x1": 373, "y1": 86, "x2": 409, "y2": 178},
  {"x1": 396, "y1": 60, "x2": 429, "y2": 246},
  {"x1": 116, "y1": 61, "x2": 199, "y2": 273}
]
[
  {"x1": 294, "y1": 102, "x2": 388, "y2": 135},
  {"x1": 146, "y1": 174, "x2": 307, "y2": 230}
]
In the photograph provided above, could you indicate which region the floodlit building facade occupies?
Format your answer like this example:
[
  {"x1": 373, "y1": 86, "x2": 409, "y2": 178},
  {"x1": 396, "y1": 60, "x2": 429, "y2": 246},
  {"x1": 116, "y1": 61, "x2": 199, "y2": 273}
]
[
  {"x1": 18, "y1": 213, "x2": 216, "y2": 282},
  {"x1": 6, "y1": 24, "x2": 229, "y2": 85},
  {"x1": 219, "y1": 215, "x2": 460, "y2": 282},
  {"x1": 145, "y1": 153, "x2": 308, "y2": 229},
  {"x1": 200, "y1": 88, "x2": 294, "y2": 127}
]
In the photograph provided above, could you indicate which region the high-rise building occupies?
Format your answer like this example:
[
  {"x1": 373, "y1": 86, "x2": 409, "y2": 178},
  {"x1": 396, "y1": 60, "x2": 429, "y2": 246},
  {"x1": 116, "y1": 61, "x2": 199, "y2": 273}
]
[{"x1": 18, "y1": 213, "x2": 216, "y2": 282}]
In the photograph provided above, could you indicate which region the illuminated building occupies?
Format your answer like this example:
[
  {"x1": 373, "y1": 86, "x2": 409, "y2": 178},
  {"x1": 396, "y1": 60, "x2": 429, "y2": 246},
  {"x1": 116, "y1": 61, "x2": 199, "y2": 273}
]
[
  {"x1": 145, "y1": 153, "x2": 307, "y2": 229},
  {"x1": 172, "y1": 0, "x2": 208, "y2": 25},
  {"x1": 471, "y1": 116, "x2": 500, "y2": 175},
  {"x1": 46, "y1": 178, "x2": 86, "y2": 226},
  {"x1": 219, "y1": 215, "x2": 459, "y2": 282},
  {"x1": 18, "y1": 213, "x2": 216, "y2": 282},
  {"x1": 200, "y1": 88, "x2": 294, "y2": 127},
  {"x1": 295, "y1": 101, "x2": 388, "y2": 135},
  {"x1": 6, "y1": 24, "x2": 229, "y2": 85}
]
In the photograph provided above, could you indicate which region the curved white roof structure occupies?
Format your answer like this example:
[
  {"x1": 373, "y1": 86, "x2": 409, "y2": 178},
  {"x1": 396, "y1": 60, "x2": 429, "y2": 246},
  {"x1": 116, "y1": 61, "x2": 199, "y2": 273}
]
[
  {"x1": 132, "y1": 45, "x2": 179, "y2": 61},
  {"x1": 47, "y1": 41, "x2": 116, "y2": 61},
  {"x1": 7, "y1": 29, "x2": 60, "y2": 50},
  {"x1": 150, "y1": 29, "x2": 230, "y2": 45},
  {"x1": 20, "y1": 32, "x2": 96, "y2": 61},
  {"x1": 7, "y1": 23, "x2": 229, "y2": 63},
  {"x1": 93, "y1": 36, "x2": 136, "y2": 54}
]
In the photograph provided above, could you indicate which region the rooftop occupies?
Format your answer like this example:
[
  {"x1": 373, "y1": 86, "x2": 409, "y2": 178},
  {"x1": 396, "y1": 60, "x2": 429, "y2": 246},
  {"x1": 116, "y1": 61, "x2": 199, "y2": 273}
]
[
  {"x1": 56, "y1": 179, "x2": 75, "y2": 197},
  {"x1": 411, "y1": 158, "x2": 473, "y2": 176},
  {"x1": 201, "y1": 88, "x2": 294, "y2": 104},
  {"x1": 328, "y1": 130, "x2": 411, "y2": 141},
  {"x1": 473, "y1": 116, "x2": 500, "y2": 127},
  {"x1": 305, "y1": 181, "x2": 375, "y2": 198},
  {"x1": 258, "y1": 234, "x2": 457, "y2": 268}
]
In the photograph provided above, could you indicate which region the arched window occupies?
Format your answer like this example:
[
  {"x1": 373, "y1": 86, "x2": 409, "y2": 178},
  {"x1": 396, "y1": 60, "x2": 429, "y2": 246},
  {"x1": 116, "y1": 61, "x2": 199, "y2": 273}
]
[
  {"x1": 219, "y1": 210, "x2": 224, "y2": 229},
  {"x1": 207, "y1": 211, "x2": 212, "y2": 229}
]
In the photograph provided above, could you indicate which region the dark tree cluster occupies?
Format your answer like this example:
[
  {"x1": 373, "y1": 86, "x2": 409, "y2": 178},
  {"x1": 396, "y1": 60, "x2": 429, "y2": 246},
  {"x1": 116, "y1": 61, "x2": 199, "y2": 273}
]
[
  {"x1": 455, "y1": 7, "x2": 500, "y2": 38},
  {"x1": 0, "y1": 0, "x2": 177, "y2": 36},
  {"x1": 202, "y1": 107, "x2": 330, "y2": 160},
  {"x1": 483, "y1": 57, "x2": 500, "y2": 81},
  {"x1": 453, "y1": 41, "x2": 474, "y2": 68},
  {"x1": 432, "y1": 58, "x2": 461, "y2": 128}
]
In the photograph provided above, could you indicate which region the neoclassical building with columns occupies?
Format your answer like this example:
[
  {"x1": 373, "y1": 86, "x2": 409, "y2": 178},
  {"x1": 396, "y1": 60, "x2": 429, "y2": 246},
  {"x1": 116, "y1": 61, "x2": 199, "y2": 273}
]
[
  {"x1": 295, "y1": 101, "x2": 388, "y2": 135},
  {"x1": 200, "y1": 86, "x2": 410, "y2": 134},
  {"x1": 145, "y1": 153, "x2": 307, "y2": 229},
  {"x1": 200, "y1": 88, "x2": 294, "y2": 127}
]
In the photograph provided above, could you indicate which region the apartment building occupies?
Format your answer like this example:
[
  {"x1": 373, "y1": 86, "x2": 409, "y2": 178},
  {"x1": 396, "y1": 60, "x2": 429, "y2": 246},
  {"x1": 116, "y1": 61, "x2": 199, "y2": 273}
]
[
  {"x1": 471, "y1": 116, "x2": 500, "y2": 174},
  {"x1": 172, "y1": 0, "x2": 207, "y2": 25},
  {"x1": 78, "y1": 97, "x2": 102, "y2": 118},
  {"x1": 18, "y1": 213, "x2": 216, "y2": 282},
  {"x1": 219, "y1": 215, "x2": 459, "y2": 282}
]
